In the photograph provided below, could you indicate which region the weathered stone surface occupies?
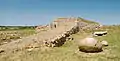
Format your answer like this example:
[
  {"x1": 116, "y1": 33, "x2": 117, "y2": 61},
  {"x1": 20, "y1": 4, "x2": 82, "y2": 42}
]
[
  {"x1": 78, "y1": 38, "x2": 103, "y2": 53},
  {"x1": 0, "y1": 48, "x2": 5, "y2": 53},
  {"x1": 43, "y1": 17, "x2": 100, "y2": 47},
  {"x1": 93, "y1": 31, "x2": 107, "y2": 36},
  {"x1": 101, "y1": 40, "x2": 108, "y2": 46}
]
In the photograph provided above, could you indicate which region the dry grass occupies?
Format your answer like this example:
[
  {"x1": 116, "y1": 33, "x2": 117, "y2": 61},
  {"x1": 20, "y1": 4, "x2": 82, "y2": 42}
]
[
  {"x1": 0, "y1": 29, "x2": 35, "y2": 45},
  {"x1": 0, "y1": 25, "x2": 120, "y2": 61}
]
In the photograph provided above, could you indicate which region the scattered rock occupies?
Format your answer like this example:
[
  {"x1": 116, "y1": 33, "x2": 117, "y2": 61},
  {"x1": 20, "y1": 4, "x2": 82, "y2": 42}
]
[
  {"x1": 101, "y1": 40, "x2": 108, "y2": 46},
  {"x1": 3, "y1": 42, "x2": 8, "y2": 44},
  {"x1": 0, "y1": 48, "x2": 5, "y2": 53},
  {"x1": 27, "y1": 48, "x2": 34, "y2": 52}
]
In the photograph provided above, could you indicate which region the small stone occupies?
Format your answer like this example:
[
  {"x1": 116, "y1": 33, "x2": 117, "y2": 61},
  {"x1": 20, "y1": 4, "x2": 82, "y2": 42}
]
[
  {"x1": 27, "y1": 48, "x2": 34, "y2": 52},
  {"x1": 0, "y1": 49, "x2": 5, "y2": 53},
  {"x1": 101, "y1": 40, "x2": 108, "y2": 46},
  {"x1": 3, "y1": 42, "x2": 8, "y2": 44}
]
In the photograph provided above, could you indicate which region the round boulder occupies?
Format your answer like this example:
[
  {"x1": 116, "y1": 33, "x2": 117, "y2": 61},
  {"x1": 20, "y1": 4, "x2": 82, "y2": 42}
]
[{"x1": 78, "y1": 38, "x2": 103, "y2": 53}]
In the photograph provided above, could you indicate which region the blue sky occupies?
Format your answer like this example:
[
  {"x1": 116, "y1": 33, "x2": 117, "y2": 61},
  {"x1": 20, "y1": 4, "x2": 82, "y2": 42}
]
[{"x1": 0, "y1": 0, "x2": 120, "y2": 26}]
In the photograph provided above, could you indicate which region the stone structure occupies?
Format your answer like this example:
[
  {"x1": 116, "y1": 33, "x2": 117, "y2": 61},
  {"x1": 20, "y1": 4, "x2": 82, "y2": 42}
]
[
  {"x1": 0, "y1": 17, "x2": 100, "y2": 54},
  {"x1": 35, "y1": 25, "x2": 49, "y2": 32},
  {"x1": 43, "y1": 17, "x2": 100, "y2": 47}
]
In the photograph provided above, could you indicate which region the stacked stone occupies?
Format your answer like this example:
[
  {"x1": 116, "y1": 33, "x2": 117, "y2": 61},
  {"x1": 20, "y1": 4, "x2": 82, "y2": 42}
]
[{"x1": 44, "y1": 23, "x2": 79, "y2": 47}]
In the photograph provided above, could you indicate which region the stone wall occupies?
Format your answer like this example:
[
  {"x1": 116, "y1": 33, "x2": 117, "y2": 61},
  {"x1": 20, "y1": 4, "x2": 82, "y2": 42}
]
[
  {"x1": 44, "y1": 25, "x2": 79, "y2": 47},
  {"x1": 35, "y1": 25, "x2": 49, "y2": 32},
  {"x1": 0, "y1": 17, "x2": 100, "y2": 54},
  {"x1": 43, "y1": 17, "x2": 100, "y2": 47}
]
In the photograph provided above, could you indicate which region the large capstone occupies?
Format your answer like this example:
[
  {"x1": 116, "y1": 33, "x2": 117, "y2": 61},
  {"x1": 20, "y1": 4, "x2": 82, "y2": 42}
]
[{"x1": 78, "y1": 38, "x2": 103, "y2": 53}]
